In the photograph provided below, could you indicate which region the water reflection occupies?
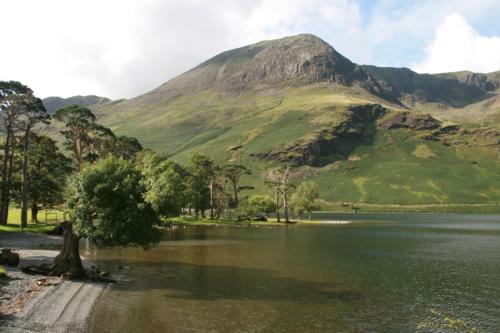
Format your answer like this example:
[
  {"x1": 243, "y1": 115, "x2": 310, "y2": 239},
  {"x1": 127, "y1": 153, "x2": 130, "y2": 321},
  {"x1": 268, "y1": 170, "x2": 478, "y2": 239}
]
[{"x1": 86, "y1": 214, "x2": 500, "y2": 332}]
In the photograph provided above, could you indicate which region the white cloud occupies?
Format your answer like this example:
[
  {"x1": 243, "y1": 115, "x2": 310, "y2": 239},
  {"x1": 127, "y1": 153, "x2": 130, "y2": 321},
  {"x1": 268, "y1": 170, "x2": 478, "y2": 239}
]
[
  {"x1": 413, "y1": 13, "x2": 500, "y2": 74},
  {"x1": 1, "y1": 1, "x2": 499, "y2": 99},
  {"x1": 0, "y1": 0, "x2": 366, "y2": 99}
]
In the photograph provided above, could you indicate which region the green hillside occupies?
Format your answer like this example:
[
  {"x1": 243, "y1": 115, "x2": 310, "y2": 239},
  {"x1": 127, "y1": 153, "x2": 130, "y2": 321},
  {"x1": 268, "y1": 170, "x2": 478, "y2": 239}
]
[
  {"x1": 43, "y1": 95, "x2": 111, "y2": 114},
  {"x1": 54, "y1": 34, "x2": 500, "y2": 206}
]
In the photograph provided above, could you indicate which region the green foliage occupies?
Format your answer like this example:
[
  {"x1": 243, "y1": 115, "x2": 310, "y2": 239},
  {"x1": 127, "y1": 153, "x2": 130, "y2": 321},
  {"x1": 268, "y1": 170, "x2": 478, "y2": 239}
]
[
  {"x1": 27, "y1": 134, "x2": 73, "y2": 209},
  {"x1": 65, "y1": 157, "x2": 160, "y2": 248},
  {"x1": 185, "y1": 153, "x2": 215, "y2": 214},
  {"x1": 0, "y1": 265, "x2": 6, "y2": 279},
  {"x1": 102, "y1": 135, "x2": 143, "y2": 161},
  {"x1": 222, "y1": 164, "x2": 253, "y2": 207},
  {"x1": 139, "y1": 151, "x2": 187, "y2": 217},
  {"x1": 291, "y1": 181, "x2": 320, "y2": 218},
  {"x1": 53, "y1": 105, "x2": 117, "y2": 169},
  {"x1": 246, "y1": 194, "x2": 275, "y2": 215}
]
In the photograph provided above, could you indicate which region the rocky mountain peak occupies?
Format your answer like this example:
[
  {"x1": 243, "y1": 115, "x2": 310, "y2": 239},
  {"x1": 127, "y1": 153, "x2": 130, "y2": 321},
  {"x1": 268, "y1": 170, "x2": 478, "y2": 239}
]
[{"x1": 154, "y1": 34, "x2": 366, "y2": 99}]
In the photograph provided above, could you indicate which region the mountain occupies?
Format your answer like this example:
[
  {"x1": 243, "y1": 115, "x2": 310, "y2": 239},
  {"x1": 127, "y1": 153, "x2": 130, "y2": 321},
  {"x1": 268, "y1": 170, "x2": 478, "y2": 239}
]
[
  {"x1": 81, "y1": 34, "x2": 500, "y2": 206},
  {"x1": 42, "y1": 95, "x2": 111, "y2": 113}
]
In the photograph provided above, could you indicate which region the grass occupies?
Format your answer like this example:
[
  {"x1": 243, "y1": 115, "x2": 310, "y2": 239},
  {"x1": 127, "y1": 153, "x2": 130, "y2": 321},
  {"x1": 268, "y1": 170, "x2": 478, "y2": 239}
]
[
  {"x1": 0, "y1": 208, "x2": 63, "y2": 234},
  {"x1": 75, "y1": 82, "x2": 500, "y2": 209}
]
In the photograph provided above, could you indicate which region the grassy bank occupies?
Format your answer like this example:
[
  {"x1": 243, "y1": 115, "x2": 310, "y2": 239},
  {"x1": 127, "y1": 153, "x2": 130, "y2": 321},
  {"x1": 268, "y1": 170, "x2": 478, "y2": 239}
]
[
  {"x1": 320, "y1": 202, "x2": 500, "y2": 214},
  {"x1": 0, "y1": 208, "x2": 63, "y2": 234}
]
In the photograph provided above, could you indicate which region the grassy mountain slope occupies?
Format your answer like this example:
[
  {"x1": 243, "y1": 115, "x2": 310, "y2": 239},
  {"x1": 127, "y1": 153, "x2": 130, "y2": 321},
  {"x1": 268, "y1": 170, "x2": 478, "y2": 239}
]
[
  {"x1": 79, "y1": 34, "x2": 500, "y2": 206},
  {"x1": 43, "y1": 95, "x2": 111, "y2": 114}
]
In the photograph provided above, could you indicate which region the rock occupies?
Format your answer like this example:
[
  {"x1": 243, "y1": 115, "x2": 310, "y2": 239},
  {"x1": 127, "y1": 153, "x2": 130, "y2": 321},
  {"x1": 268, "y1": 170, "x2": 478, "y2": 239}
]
[
  {"x1": 380, "y1": 111, "x2": 441, "y2": 130},
  {"x1": 252, "y1": 104, "x2": 387, "y2": 166},
  {"x1": 99, "y1": 271, "x2": 109, "y2": 278},
  {"x1": 0, "y1": 249, "x2": 20, "y2": 267},
  {"x1": 21, "y1": 264, "x2": 52, "y2": 275},
  {"x1": 236, "y1": 215, "x2": 251, "y2": 223}
]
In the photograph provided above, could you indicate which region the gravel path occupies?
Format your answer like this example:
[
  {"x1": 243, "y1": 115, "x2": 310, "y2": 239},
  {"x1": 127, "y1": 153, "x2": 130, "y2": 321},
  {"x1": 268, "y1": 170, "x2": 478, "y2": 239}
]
[{"x1": 0, "y1": 232, "x2": 106, "y2": 332}]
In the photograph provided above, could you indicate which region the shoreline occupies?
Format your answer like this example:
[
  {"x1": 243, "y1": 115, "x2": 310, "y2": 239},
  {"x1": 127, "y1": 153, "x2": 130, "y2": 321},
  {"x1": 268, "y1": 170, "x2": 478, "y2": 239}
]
[{"x1": 0, "y1": 233, "x2": 106, "y2": 333}]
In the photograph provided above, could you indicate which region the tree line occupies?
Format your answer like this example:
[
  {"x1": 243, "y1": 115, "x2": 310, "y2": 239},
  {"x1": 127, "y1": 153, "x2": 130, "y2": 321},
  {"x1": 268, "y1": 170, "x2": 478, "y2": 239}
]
[
  {"x1": 1, "y1": 80, "x2": 320, "y2": 278},
  {"x1": 0, "y1": 81, "x2": 143, "y2": 227}
]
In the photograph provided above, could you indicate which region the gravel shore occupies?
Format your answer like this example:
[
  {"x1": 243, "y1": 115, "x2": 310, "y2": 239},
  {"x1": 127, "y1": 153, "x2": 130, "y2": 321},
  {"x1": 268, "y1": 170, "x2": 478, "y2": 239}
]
[{"x1": 0, "y1": 232, "x2": 106, "y2": 332}]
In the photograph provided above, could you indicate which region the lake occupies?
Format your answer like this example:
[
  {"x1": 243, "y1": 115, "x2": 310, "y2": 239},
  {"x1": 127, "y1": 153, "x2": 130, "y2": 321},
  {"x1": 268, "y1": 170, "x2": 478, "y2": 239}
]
[{"x1": 84, "y1": 214, "x2": 500, "y2": 332}]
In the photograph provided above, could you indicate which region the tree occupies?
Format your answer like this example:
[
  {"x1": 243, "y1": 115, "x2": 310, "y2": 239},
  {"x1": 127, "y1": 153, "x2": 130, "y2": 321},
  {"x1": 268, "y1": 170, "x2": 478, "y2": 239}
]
[
  {"x1": 222, "y1": 164, "x2": 253, "y2": 208},
  {"x1": 102, "y1": 135, "x2": 143, "y2": 161},
  {"x1": 139, "y1": 151, "x2": 187, "y2": 217},
  {"x1": 291, "y1": 181, "x2": 320, "y2": 220},
  {"x1": 186, "y1": 153, "x2": 214, "y2": 218},
  {"x1": 53, "y1": 105, "x2": 112, "y2": 171},
  {"x1": 57, "y1": 157, "x2": 160, "y2": 278},
  {"x1": 265, "y1": 166, "x2": 293, "y2": 223},
  {"x1": 212, "y1": 175, "x2": 231, "y2": 218},
  {"x1": 17, "y1": 96, "x2": 50, "y2": 227},
  {"x1": 246, "y1": 194, "x2": 276, "y2": 216},
  {"x1": 0, "y1": 81, "x2": 33, "y2": 225},
  {"x1": 83, "y1": 124, "x2": 115, "y2": 163},
  {"x1": 26, "y1": 135, "x2": 72, "y2": 222}
]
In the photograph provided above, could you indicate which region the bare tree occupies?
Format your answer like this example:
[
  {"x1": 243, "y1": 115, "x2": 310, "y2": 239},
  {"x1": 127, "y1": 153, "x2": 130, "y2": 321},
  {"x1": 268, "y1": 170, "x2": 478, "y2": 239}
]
[{"x1": 265, "y1": 165, "x2": 293, "y2": 223}]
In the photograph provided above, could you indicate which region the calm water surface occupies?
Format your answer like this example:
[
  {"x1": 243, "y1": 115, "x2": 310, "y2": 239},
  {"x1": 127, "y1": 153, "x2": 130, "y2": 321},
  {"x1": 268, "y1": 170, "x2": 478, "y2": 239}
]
[{"x1": 85, "y1": 214, "x2": 500, "y2": 332}]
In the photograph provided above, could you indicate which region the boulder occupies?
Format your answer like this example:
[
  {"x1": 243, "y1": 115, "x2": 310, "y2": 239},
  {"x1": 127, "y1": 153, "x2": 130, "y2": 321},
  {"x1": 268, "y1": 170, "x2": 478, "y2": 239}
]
[{"x1": 0, "y1": 249, "x2": 20, "y2": 267}]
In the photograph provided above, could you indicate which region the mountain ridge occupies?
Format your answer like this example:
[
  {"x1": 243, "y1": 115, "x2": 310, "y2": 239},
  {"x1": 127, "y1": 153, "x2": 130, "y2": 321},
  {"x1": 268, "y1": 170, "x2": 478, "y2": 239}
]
[{"x1": 45, "y1": 34, "x2": 500, "y2": 206}]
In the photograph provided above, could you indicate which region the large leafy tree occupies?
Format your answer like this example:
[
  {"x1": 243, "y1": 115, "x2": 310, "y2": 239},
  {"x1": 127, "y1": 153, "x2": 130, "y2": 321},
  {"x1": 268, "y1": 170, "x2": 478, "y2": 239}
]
[
  {"x1": 56, "y1": 157, "x2": 160, "y2": 278},
  {"x1": 186, "y1": 153, "x2": 214, "y2": 218},
  {"x1": 139, "y1": 151, "x2": 187, "y2": 217},
  {"x1": 291, "y1": 181, "x2": 320, "y2": 220},
  {"x1": 246, "y1": 194, "x2": 276, "y2": 216}
]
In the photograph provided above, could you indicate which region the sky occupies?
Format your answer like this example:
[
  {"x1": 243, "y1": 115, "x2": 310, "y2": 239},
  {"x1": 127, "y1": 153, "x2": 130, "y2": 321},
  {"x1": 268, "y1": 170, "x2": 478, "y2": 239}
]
[{"x1": 1, "y1": 0, "x2": 500, "y2": 99}]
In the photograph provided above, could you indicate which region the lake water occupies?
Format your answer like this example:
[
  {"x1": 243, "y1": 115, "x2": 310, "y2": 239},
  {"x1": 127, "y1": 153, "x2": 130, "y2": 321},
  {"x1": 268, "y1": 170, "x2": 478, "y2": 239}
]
[{"x1": 85, "y1": 214, "x2": 500, "y2": 332}]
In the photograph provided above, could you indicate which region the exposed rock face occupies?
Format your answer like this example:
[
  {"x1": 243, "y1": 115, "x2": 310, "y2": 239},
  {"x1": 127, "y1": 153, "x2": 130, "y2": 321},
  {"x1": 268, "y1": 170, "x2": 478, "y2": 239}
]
[
  {"x1": 252, "y1": 104, "x2": 387, "y2": 166},
  {"x1": 379, "y1": 112, "x2": 441, "y2": 130},
  {"x1": 362, "y1": 66, "x2": 500, "y2": 107},
  {"x1": 152, "y1": 34, "x2": 390, "y2": 100}
]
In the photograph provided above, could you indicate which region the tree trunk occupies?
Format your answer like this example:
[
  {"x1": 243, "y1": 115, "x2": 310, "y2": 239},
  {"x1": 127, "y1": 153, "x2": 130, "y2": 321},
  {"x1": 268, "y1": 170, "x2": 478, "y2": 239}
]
[
  {"x1": 31, "y1": 203, "x2": 39, "y2": 223},
  {"x1": 21, "y1": 126, "x2": 31, "y2": 228},
  {"x1": 275, "y1": 187, "x2": 281, "y2": 223},
  {"x1": 50, "y1": 222, "x2": 86, "y2": 279},
  {"x1": 308, "y1": 210, "x2": 312, "y2": 221},
  {"x1": 0, "y1": 138, "x2": 15, "y2": 225},
  {"x1": 195, "y1": 197, "x2": 199, "y2": 218},
  {"x1": 283, "y1": 189, "x2": 290, "y2": 223},
  {"x1": 0, "y1": 131, "x2": 12, "y2": 225},
  {"x1": 209, "y1": 182, "x2": 214, "y2": 219}
]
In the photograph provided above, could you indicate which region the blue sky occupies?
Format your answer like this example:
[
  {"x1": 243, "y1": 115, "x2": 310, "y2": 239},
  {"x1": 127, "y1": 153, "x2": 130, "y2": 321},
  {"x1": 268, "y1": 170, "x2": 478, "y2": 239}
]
[{"x1": 1, "y1": 0, "x2": 500, "y2": 98}]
